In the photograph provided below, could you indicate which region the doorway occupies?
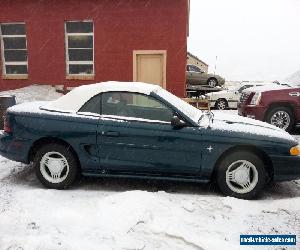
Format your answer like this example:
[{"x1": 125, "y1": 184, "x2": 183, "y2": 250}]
[{"x1": 133, "y1": 50, "x2": 167, "y2": 89}]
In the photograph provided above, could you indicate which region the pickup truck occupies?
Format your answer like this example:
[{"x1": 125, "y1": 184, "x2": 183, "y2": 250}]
[{"x1": 238, "y1": 85, "x2": 300, "y2": 132}]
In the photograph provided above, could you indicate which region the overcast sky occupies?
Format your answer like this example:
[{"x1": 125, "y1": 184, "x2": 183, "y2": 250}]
[{"x1": 188, "y1": 0, "x2": 300, "y2": 82}]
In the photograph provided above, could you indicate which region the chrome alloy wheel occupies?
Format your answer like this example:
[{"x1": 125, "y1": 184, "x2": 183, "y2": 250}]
[
  {"x1": 225, "y1": 160, "x2": 258, "y2": 194},
  {"x1": 40, "y1": 152, "x2": 70, "y2": 184},
  {"x1": 270, "y1": 111, "x2": 290, "y2": 130}
]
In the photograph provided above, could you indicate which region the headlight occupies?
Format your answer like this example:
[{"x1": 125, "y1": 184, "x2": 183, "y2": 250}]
[
  {"x1": 249, "y1": 92, "x2": 261, "y2": 106},
  {"x1": 290, "y1": 145, "x2": 300, "y2": 156}
]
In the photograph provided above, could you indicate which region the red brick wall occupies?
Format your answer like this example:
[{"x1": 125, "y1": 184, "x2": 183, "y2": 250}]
[{"x1": 0, "y1": 0, "x2": 188, "y2": 97}]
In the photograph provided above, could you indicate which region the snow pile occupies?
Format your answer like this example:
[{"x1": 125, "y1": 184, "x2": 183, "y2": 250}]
[
  {"x1": 0, "y1": 158, "x2": 299, "y2": 250},
  {"x1": 0, "y1": 85, "x2": 62, "y2": 104},
  {"x1": 285, "y1": 70, "x2": 300, "y2": 85}
]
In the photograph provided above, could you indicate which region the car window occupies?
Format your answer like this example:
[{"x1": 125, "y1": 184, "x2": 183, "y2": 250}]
[
  {"x1": 190, "y1": 65, "x2": 201, "y2": 73},
  {"x1": 78, "y1": 94, "x2": 101, "y2": 114},
  {"x1": 238, "y1": 85, "x2": 252, "y2": 93},
  {"x1": 101, "y1": 92, "x2": 174, "y2": 122}
]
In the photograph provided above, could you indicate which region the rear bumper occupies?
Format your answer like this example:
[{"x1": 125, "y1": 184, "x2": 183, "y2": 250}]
[
  {"x1": 271, "y1": 155, "x2": 300, "y2": 181},
  {"x1": 0, "y1": 131, "x2": 31, "y2": 163},
  {"x1": 237, "y1": 103, "x2": 266, "y2": 121},
  {"x1": 218, "y1": 79, "x2": 225, "y2": 86}
]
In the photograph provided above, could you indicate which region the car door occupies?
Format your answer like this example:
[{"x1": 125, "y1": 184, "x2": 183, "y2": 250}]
[
  {"x1": 187, "y1": 65, "x2": 203, "y2": 85},
  {"x1": 97, "y1": 91, "x2": 203, "y2": 177},
  {"x1": 74, "y1": 94, "x2": 102, "y2": 173}
]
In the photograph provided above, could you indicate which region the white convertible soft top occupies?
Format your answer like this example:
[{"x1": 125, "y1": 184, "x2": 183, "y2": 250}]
[{"x1": 42, "y1": 81, "x2": 161, "y2": 113}]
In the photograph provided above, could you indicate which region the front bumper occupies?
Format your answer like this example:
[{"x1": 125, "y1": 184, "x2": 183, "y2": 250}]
[
  {"x1": 0, "y1": 131, "x2": 31, "y2": 163},
  {"x1": 271, "y1": 155, "x2": 300, "y2": 181},
  {"x1": 237, "y1": 103, "x2": 266, "y2": 121}
]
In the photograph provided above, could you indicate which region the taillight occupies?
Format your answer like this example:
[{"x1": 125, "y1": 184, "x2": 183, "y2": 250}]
[{"x1": 3, "y1": 115, "x2": 12, "y2": 133}]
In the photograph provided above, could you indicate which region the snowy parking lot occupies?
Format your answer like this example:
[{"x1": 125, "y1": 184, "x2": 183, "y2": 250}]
[{"x1": 0, "y1": 86, "x2": 299, "y2": 250}]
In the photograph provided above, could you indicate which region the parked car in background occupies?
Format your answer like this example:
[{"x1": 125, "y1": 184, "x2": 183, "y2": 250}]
[
  {"x1": 1, "y1": 82, "x2": 300, "y2": 199},
  {"x1": 238, "y1": 84, "x2": 300, "y2": 132},
  {"x1": 206, "y1": 83, "x2": 266, "y2": 110},
  {"x1": 186, "y1": 64, "x2": 225, "y2": 87}
]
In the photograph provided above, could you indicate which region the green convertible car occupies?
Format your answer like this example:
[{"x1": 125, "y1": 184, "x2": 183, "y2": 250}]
[{"x1": 0, "y1": 81, "x2": 300, "y2": 199}]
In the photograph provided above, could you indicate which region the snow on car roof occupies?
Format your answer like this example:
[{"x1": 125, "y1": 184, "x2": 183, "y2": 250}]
[{"x1": 42, "y1": 81, "x2": 161, "y2": 113}]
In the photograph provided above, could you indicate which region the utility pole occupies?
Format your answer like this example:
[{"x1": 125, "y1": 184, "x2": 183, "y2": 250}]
[{"x1": 214, "y1": 56, "x2": 218, "y2": 75}]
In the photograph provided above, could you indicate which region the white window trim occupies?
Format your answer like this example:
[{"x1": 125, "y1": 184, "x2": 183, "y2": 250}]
[
  {"x1": 0, "y1": 22, "x2": 28, "y2": 79},
  {"x1": 65, "y1": 21, "x2": 94, "y2": 79},
  {"x1": 102, "y1": 114, "x2": 171, "y2": 125}
]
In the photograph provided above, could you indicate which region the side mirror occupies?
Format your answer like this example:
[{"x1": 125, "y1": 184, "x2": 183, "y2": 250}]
[{"x1": 171, "y1": 116, "x2": 187, "y2": 129}]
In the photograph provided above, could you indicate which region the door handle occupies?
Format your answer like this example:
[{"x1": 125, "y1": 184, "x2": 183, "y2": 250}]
[{"x1": 101, "y1": 131, "x2": 120, "y2": 137}]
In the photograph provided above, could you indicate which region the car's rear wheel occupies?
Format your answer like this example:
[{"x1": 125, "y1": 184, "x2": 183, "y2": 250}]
[
  {"x1": 266, "y1": 106, "x2": 294, "y2": 132},
  {"x1": 207, "y1": 78, "x2": 218, "y2": 88},
  {"x1": 216, "y1": 151, "x2": 266, "y2": 199},
  {"x1": 34, "y1": 143, "x2": 79, "y2": 189},
  {"x1": 215, "y1": 99, "x2": 228, "y2": 110}
]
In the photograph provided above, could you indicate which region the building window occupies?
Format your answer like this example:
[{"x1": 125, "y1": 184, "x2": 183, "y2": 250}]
[
  {"x1": 0, "y1": 23, "x2": 28, "y2": 78},
  {"x1": 65, "y1": 21, "x2": 94, "y2": 78}
]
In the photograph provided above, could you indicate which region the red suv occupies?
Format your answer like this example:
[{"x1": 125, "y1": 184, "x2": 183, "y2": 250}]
[{"x1": 238, "y1": 85, "x2": 300, "y2": 132}]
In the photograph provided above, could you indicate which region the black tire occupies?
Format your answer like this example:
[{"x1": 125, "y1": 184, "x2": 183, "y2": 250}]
[
  {"x1": 215, "y1": 99, "x2": 228, "y2": 110},
  {"x1": 207, "y1": 78, "x2": 218, "y2": 87},
  {"x1": 33, "y1": 143, "x2": 80, "y2": 189},
  {"x1": 216, "y1": 151, "x2": 266, "y2": 199},
  {"x1": 265, "y1": 106, "x2": 294, "y2": 132}
]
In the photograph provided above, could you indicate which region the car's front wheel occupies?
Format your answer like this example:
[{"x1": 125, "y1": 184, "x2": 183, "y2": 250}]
[
  {"x1": 266, "y1": 106, "x2": 294, "y2": 132},
  {"x1": 34, "y1": 143, "x2": 79, "y2": 189},
  {"x1": 216, "y1": 151, "x2": 266, "y2": 199}
]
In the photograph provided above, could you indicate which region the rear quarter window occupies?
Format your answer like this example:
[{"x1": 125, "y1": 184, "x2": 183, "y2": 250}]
[{"x1": 78, "y1": 94, "x2": 101, "y2": 114}]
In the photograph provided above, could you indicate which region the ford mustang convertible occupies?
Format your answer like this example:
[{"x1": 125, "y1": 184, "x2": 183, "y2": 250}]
[{"x1": 1, "y1": 81, "x2": 300, "y2": 199}]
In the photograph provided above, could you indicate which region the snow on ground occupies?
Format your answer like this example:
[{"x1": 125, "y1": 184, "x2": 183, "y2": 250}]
[
  {"x1": 0, "y1": 85, "x2": 299, "y2": 250},
  {"x1": 0, "y1": 157, "x2": 299, "y2": 250},
  {"x1": 0, "y1": 85, "x2": 62, "y2": 104}
]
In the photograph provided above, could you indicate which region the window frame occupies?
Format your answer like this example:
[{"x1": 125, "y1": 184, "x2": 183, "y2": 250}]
[
  {"x1": 0, "y1": 22, "x2": 28, "y2": 79},
  {"x1": 65, "y1": 20, "x2": 94, "y2": 80},
  {"x1": 101, "y1": 91, "x2": 175, "y2": 124}
]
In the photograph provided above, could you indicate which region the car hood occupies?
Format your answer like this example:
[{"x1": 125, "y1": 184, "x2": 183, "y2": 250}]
[
  {"x1": 203, "y1": 112, "x2": 297, "y2": 143},
  {"x1": 245, "y1": 84, "x2": 290, "y2": 94}
]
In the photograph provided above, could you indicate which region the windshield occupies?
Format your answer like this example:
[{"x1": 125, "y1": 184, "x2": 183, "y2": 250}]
[
  {"x1": 155, "y1": 88, "x2": 202, "y2": 123},
  {"x1": 279, "y1": 81, "x2": 296, "y2": 87}
]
